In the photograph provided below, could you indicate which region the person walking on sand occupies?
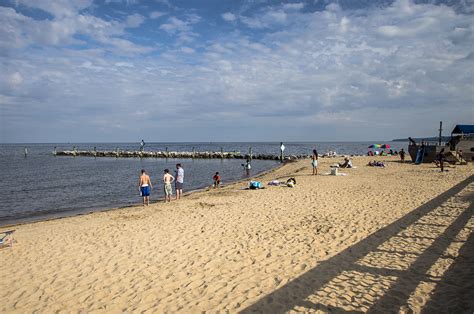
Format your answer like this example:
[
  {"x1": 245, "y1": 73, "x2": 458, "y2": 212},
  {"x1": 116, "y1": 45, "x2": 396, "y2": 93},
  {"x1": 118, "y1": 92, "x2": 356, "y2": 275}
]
[
  {"x1": 163, "y1": 169, "x2": 175, "y2": 202},
  {"x1": 312, "y1": 149, "x2": 318, "y2": 175},
  {"x1": 399, "y1": 148, "x2": 406, "y2": 163},
  {"x1": 175, "y1": 163, "x2": 184, "y2": 200},
  {"x1": 138, "y1": 169, "x2": 152, "y2": 206},
  {"x1": 436, "y1": 148, "x2": 445, "y2": 172}
]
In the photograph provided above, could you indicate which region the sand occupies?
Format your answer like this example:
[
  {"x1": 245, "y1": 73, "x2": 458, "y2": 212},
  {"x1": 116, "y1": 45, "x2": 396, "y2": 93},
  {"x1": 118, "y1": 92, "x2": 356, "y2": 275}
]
[{"x1": 1, "y1": 156, "x2": 473, "y2": 313}]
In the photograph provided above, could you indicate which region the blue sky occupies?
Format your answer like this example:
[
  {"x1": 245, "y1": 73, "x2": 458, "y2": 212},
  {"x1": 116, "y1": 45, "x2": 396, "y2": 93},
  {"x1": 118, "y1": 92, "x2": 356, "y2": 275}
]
[{"x1": 0, "y1": 0, "x2": 473, "y2": 143}]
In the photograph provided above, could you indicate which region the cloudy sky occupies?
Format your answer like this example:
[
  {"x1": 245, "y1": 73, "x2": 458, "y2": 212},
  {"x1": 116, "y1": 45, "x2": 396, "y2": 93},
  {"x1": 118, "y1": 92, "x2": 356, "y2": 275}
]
[{"x1": 0, "y1": 0, "x2": 472, "y2": 143}]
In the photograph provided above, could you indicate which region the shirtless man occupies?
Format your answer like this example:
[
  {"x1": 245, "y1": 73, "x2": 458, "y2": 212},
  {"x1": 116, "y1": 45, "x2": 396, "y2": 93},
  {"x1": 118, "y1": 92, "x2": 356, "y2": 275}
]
[
  {"x1": 138, "y1": 169, "x2": 152, "y2": 206},
  {"x1": 163, "y1": 169, "x2": 175, "y2": 202}
]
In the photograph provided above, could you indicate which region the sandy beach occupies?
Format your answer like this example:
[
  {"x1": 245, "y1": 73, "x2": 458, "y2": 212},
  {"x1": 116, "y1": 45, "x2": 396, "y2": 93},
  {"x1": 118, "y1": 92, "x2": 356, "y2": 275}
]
[{"x1": 1, "y1": 156, "x2": 473, "y2": 313}]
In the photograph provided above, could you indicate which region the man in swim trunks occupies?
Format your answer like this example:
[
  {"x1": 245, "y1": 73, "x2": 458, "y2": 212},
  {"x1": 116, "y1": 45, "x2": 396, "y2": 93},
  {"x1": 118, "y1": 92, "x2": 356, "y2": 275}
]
[
  {"x1": 163, "y1": 169, "x2": 175, "y2": 202},
  {"x1": 138, "y1": 169, "x2": 152, "y2": 206},
  {"x1": 175, "y1": 163, "x2": 184, "y2": 200}
]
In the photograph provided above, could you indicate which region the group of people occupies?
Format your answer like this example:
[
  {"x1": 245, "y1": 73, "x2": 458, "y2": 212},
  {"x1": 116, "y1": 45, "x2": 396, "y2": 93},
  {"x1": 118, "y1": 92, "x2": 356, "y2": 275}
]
[
  {"x1": 311, "y1": 149, "x2": 355, "y2": 174},
  {"x1": 138, "y1": 165, "x2": 222, "y2": 205},
  {"x1": 138, "y1": 163, "x2": 185, "y2": 205}
]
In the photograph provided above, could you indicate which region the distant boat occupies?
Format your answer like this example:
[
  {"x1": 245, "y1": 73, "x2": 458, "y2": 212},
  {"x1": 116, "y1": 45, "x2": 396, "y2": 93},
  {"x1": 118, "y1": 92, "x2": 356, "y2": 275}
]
[{"x1": 408, "y1": 124, "x2": 473, "y2": 163}]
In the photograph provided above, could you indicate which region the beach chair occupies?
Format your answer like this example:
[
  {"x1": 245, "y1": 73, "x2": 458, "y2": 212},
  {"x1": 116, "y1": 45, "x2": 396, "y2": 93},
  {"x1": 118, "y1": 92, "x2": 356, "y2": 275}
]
[{"x1": 0, "y1": 230, "x2": 15, "y2": 248}]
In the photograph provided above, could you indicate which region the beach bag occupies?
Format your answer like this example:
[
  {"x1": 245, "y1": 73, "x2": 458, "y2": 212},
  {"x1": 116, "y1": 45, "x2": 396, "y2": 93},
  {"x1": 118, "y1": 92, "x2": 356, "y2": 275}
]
[{"x1": 249, "y1": 181, "x2": 262, "y2": 189}]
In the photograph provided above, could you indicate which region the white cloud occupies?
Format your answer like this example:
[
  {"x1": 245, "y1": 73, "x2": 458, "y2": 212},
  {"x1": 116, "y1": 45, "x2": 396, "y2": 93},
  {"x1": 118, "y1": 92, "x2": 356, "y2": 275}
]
[
  {"x1": 222, "y1": 12, "x2": 236, "y2": 22},
  {"x1": 160, "y1": 16, "x2": 188, "y2": 33},
  {"x1": 180, "y1": 46, "x2": 195, "y2": 54},
  {"x1": 282, "y1": 3, "x2": 305, "y2": 11},
  {"x1": 13, "y1": 0, "x2": 93, "y2": 17},
  {"x1": 0, "y1": 5, "x2": 153, "y2": 56},
  {"x1": 126, "y1": 13, "x2": 145, "y2": 28},
  {"x1": 150, "y1": 11, "x2": 165, "y2": 19}
]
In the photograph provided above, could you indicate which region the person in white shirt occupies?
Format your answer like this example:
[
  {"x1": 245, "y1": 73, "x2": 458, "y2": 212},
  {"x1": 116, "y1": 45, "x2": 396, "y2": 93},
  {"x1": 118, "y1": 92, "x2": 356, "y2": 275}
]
[{"x1": 175, "y1": 163, "x2": 184, "y2": 200}]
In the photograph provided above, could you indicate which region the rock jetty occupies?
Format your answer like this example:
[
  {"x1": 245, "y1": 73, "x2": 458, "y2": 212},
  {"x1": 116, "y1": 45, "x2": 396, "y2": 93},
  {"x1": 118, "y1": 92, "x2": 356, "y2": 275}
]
[{"x1": 55, "y1": 150, "x2": 311, "y2": 161}]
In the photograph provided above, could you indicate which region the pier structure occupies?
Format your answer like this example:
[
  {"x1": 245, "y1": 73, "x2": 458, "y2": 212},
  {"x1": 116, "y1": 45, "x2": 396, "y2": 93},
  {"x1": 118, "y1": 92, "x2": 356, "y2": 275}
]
[{"x1": 55, "y1": 150, "x2": 309, "y2": 161}]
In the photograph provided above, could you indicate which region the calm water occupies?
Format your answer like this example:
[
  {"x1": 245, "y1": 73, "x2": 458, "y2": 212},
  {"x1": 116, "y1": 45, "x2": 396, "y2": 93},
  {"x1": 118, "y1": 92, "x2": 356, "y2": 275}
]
[{"x1": 0, "y1": 142, "x2": 407, "y2": 226}]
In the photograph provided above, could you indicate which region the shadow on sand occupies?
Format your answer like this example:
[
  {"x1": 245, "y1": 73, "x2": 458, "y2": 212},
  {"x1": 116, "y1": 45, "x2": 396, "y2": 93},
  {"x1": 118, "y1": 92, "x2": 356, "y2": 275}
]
[{"x1": 241, "y1": 175, "x2": 473, "y2": 313}]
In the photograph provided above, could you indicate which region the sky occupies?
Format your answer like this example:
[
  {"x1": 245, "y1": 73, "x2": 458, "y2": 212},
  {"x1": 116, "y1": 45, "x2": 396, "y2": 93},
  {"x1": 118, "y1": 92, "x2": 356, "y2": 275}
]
[{"x1": 0, "y1": 0, "x2": 473, "y2": 143}]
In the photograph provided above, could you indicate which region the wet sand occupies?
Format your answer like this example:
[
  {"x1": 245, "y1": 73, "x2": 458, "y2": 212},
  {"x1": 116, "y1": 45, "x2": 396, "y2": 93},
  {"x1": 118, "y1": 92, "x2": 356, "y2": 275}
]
[{"x1": 1, "y1": 156, "x2": 473, "y2": 313}]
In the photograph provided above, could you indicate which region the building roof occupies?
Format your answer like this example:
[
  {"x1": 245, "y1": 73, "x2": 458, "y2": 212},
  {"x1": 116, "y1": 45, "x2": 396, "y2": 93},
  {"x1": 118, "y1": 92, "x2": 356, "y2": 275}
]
[{"x1": 452, "y1": 125, "x2": 474, "y2": 134}]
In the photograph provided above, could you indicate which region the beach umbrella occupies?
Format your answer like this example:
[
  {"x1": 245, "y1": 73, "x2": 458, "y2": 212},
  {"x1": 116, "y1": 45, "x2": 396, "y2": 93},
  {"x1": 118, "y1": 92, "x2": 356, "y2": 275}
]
[
  {"x1": 368, "y1": 144, "x2": 381, "y2": 149},
  {"x1": 381, "y1": 144, "x2": 391, "y2": 149}
]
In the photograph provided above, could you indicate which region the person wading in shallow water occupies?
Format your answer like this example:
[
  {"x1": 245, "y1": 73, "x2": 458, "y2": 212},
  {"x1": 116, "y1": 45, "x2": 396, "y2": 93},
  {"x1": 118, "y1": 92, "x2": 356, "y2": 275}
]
[{"x1": 138, "y1": 169, "x2": 152, "y2": 206}]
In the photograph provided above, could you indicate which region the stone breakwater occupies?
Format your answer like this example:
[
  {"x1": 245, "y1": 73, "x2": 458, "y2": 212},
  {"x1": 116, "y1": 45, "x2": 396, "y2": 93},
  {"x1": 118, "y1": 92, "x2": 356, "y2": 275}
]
[{"x1": 55, "y1": 150, "x2": 309, "y2": 161}]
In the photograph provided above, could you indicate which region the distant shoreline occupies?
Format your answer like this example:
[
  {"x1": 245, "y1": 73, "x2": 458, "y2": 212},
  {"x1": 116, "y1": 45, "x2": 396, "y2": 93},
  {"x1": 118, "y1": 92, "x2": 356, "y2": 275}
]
[{"x1": 392, "y1": 136, "x2": 450, "y2": 142}]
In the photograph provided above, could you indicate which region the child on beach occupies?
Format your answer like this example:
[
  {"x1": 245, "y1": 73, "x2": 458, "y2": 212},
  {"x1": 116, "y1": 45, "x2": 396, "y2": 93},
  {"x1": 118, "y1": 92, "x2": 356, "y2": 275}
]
[
  {"x1": 163, "y1": 169, "x2": 175, "y2": 202},
  {"x1": 138, "y1": 169, "x2": 152, "y2": 206},
  {"x1": 213, "y1": 172, "x2": 221, "y2": 188},
  {"x1": 311, "y1": 149, "x2": 318, "y2": 175},
  {"x1": 399, "y1": 148, "x2": 406, "y2": 163}
]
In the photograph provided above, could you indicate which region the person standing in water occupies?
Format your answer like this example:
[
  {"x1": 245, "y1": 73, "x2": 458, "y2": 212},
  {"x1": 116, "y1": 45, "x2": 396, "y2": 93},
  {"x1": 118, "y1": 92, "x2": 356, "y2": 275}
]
[
  {"x1": 312, "y1": 149, "x2": 318, "y2": 175},
  {"x1": 138, "y1": 169, "x2": 152, "y2": 206},
  {"x1": 243, "y1": 157, "x2": 251, "y2": 176},
  {"x1": 213, "y1": 172, "x2": 221, "y2": 188}
]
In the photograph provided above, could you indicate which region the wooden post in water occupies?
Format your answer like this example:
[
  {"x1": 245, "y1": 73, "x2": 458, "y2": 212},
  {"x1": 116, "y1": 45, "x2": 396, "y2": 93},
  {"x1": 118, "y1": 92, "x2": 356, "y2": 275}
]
[{"x1": 438, "y1": 121, "x2": 443, "y2": 146}]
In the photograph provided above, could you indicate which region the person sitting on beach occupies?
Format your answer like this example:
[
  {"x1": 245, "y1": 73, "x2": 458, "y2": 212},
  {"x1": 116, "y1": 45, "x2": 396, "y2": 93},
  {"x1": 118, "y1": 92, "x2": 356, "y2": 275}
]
[
  {"x1": 213, "y1": 172, "x2": 221, "y2": 188},
  {"x1": 138, "y1": 169, "x2": 152, "y2": 206},
  {"x1": 368, "y1": 160, "x2": 385, "y2": 167},
  {"x1": 339, "y1": 157, "x2": 353, "y2": 168},
  {"x1": 163, "y1": 169, "x2": 174, "y2": 202}
]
